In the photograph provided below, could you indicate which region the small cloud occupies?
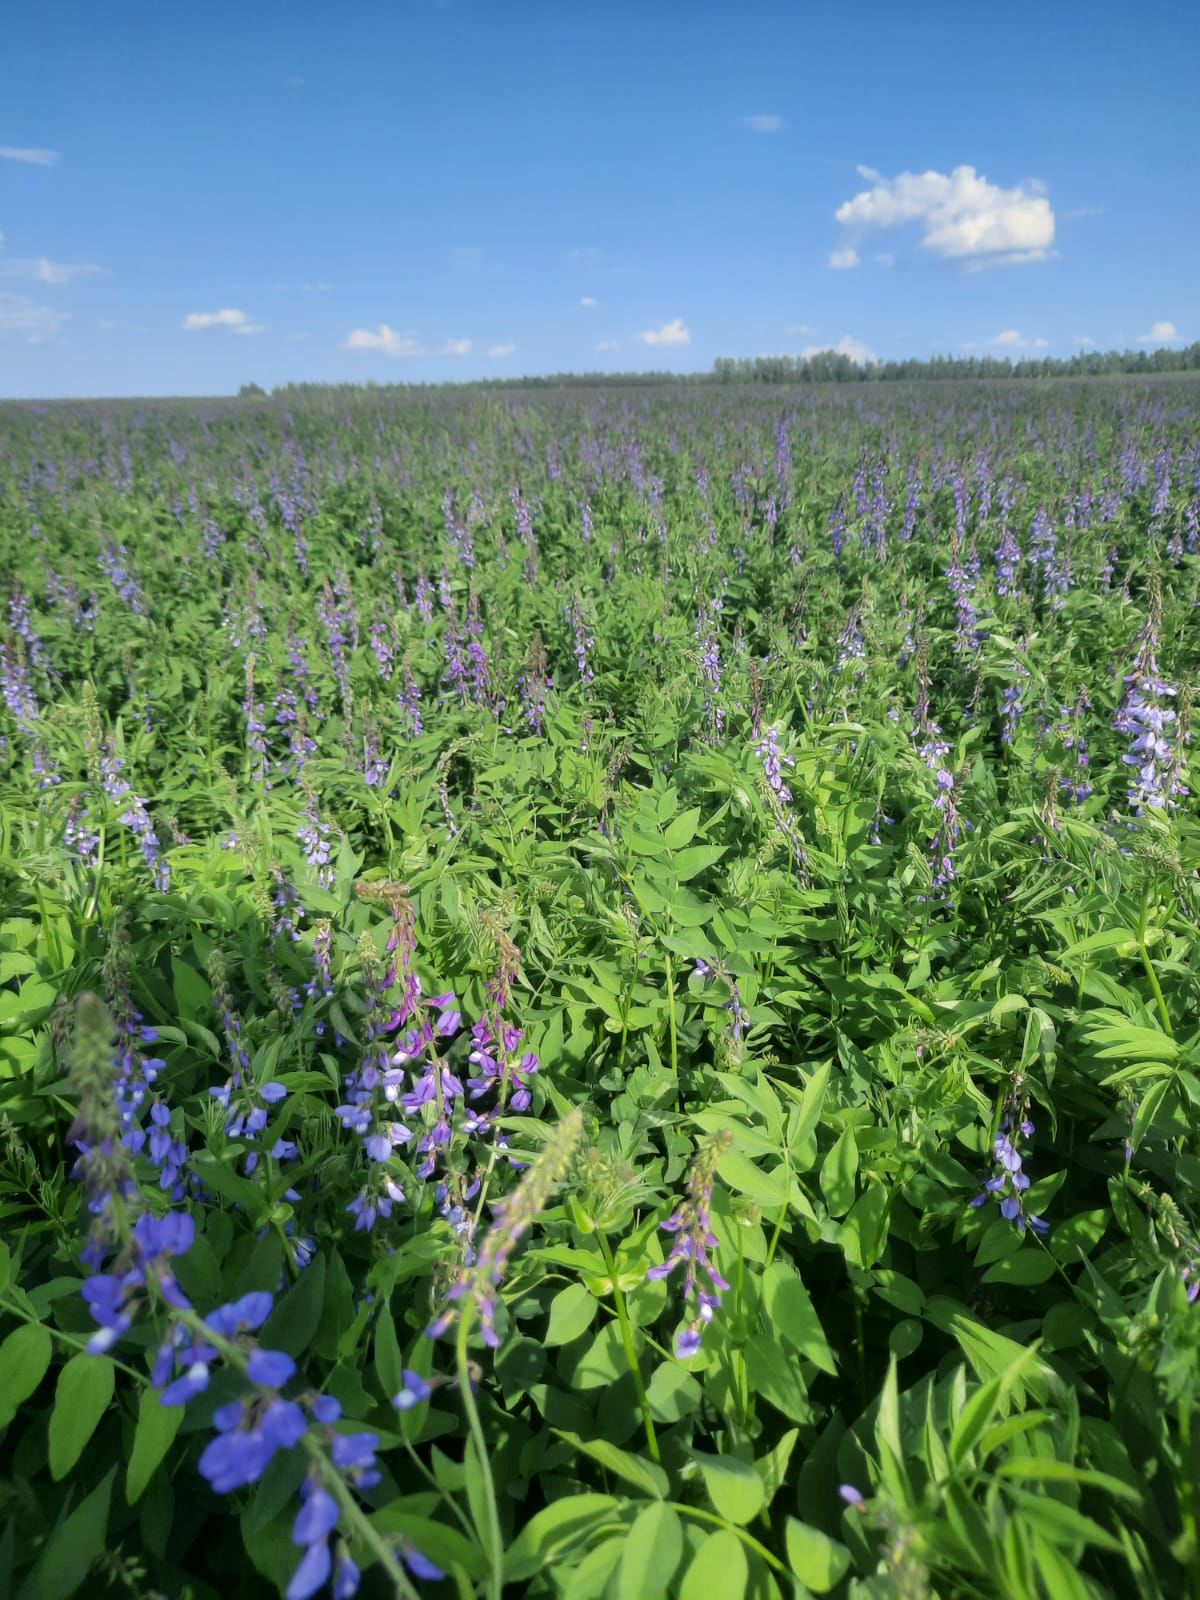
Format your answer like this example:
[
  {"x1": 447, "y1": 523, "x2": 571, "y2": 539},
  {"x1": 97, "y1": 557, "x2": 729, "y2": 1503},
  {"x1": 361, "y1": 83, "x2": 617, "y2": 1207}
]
[
  {"x1": 568, "y1": 246, "x2": 601, "y2": 262},
  {"x1": 991, "y1": 328, "x2": 1025, "y2": 347},
  {"x1": 0, "y1": 290, "x2": 66, "y2": 342},
  {"x1": 742, "y1": 113, "x2": 784, "y2": 134},
  {"x1": 487, "y1": 342, "x2": 515, "y2": 358},
  {"x1": 98, "y1": 318, "x2": 115, "y2": 330},
  {"x1": 801, "y1": 333, "x2": 878, "y2": 364},
  {"x1": 875, "y1": 252, "x2": 895, "y2": 268},
  {"x1": 1138, "y1": 319, "x2": 1178, "y2": 345},
  {"x1": 835, "y1": 163, "x2": 1055, "y2": 265},
  {"x1": 784, "y1": 323, "x2": 814, "y2": 335},
  {"x1": 0, "y1": 147, "x2": 59, "y2": 167},
  {"x1": 595, "y1": 339, "x2": 620, "y2": 352},
  {"x1": 828, "y1": 247, "x2": 860, "y2": 270},
  {"x1": 1033, "y1": 337, "x2": 1049, "y2": 348},
  {"x1": 183, "y1": 307, "x2": 263, "y2": 335},
  {"x1": 301, "y1": 281, "x2": 333, "y2": 292},
  {"x1": 344, "y1": 324, "x2": 424, "y2": 356},
  {"x1": 0, "y1": 253, "x2": 104, "y2": 286},
  {"x1": 638, "y1": 317, "x2": 690, "y2": 347},
  {"x1": 580, "y1": 296, "x2": 598, "y2": 308},
  {"x1": 1075, "y1": 335, "x2": 1096, "y2": 348},
  {"x1": 440, "y1": 337, "x2": 472, "y2": 356},
  {"x1": 34, "y1": 257, "x2": 103, "y2": 285}
]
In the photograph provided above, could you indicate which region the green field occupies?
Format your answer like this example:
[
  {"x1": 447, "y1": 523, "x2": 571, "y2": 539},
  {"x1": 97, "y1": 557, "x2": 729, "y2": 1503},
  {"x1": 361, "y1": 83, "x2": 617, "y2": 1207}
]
[{"x1": 2, "y1": 376, "x2": 1199, "y2": 1599}]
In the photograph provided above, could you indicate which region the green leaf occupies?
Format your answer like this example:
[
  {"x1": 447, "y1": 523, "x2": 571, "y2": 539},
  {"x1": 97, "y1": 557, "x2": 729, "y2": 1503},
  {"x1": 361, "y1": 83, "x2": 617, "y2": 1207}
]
[
  {"x1": 646, "y1": 1361, "x2": 702, "y2": 1422},
  {"x1": 127, "y1": 1387, "x2": 184, "y2": 1503},
  {"x1": 617, "y1": 1503, "x2": 683, "y2": 1600},
  {"x1": 761, "y1": 1262, "x2": 836, "y2": 1373},
  {"x1": 672, "y1": 845, "x2": 726, "y2": 881},
  {"x1": 679, "y1": 1529, "x2": 748, "y2": 1600},
  {"x1": 785, "y1": 1518, "x2": 851, "y2": 1593},
  {"x1": 19, "y1": 1466, "x2": 114, "y2": 1600},
  {"x1": 820, "y1": 1126, "x2": 858, "y2": 1216},
  {"x1": 663, "y1": 807, "x2": 702, "y2": 850},
  {"x1": 259, "y1": 1254, "x2": 327, "y2": 1358},
  {"x1": 553, "y1": 1430, "x2": 667, "y2": 1498},
  {"x1": 503, "y1": 1495, "x2": 623, "y2": 1583},
  {"x1": 48, "y1": 1353, "x2": 114, "y2": 1481},
  {"x1": 0, "y1": 1321, "x2": 52, "y2": 1427},
  {"x1": 545, "y1": 1283, "x2": 598, "y2": 1346},
  {"x1": 791, "y1": 1061, "x2": 831, "y2": 1149},
  {"x1": 374, "y1": 1305, "x2": 403, "y2": 1400},
  {"x1": 693, "y1": 1451, "x2": 765, "y2": 1525}
]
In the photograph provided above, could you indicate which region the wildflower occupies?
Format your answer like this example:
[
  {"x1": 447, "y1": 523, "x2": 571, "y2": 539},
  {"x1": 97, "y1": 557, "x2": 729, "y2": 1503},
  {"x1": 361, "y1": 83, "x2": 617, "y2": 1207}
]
[
  {"x1": 647, "y1": 1130, "x2": 733, "y2": 1358},
  {"x1": 970, "y1": 1092, "x2": 1049, "y2": 1235}
]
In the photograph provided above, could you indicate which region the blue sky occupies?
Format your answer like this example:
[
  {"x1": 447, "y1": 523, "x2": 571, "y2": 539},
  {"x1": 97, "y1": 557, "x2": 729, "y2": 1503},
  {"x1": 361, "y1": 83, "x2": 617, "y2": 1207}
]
[{"x1": 1, "y1": 0, "x2": 1196, "y2": 397}]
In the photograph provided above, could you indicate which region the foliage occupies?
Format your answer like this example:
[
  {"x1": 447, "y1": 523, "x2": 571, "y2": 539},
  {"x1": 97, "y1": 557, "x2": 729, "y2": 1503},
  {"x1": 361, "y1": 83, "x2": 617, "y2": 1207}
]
[{"x1": 1, "y1": 376, "x2": 1200, "y2": 1598}]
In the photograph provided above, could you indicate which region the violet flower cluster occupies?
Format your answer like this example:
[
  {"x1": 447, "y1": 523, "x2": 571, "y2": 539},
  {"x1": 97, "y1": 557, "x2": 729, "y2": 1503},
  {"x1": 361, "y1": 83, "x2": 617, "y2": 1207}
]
[{"x1": 647, "y1": 1130, "x2": 733, "y2": 1358}]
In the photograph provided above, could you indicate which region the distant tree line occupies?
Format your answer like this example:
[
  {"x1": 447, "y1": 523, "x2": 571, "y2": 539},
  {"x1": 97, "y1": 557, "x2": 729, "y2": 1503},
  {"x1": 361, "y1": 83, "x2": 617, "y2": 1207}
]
[
  {"x1": 711, "y1": 344, "x2": 1200, "y2": 384},
  {"x1": 254, "y1": 342, "x2": 1200, "y2": 401}
]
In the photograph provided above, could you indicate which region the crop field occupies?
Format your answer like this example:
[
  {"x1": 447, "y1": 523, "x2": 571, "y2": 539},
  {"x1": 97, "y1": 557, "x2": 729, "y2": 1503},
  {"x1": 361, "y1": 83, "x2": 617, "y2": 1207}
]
[{"x1": 2, "y1": 376, "x2": 1200, "y2": 1600}]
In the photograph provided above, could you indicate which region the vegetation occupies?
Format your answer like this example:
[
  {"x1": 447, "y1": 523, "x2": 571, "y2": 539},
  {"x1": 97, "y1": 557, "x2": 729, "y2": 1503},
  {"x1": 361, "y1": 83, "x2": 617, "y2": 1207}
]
[{"x1": 1, "y1": 375, "x2": 1200, "y2": 1599}]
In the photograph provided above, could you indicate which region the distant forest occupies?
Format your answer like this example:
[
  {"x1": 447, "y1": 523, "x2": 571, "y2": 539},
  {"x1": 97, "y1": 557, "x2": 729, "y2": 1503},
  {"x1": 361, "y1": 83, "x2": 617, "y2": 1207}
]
[{"x1": 256, "y1": 340, "x2": 1200, "y2": 400}]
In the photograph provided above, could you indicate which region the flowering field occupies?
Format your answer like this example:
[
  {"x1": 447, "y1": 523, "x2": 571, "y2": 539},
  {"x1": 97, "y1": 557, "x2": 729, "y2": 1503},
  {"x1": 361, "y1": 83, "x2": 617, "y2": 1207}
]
[{"x1": 1, "y1": 377, "x2": 1199, "y2": 1600}]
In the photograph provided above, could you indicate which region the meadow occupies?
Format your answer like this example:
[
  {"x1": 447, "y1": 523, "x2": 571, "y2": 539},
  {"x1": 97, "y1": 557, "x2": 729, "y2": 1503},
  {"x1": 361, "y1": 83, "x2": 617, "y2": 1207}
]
[{"x1": 1, "y1": 375, "x2": 1199, "y2": 1599}]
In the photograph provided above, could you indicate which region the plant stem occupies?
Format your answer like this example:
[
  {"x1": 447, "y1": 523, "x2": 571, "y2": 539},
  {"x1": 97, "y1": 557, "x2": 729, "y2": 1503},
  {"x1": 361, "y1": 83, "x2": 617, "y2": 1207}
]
[
  {"x1": 597, "y1": 1231, "x2": 660, "y2": 1463},
  {"x1": 456, "y1": 1308, "x2": 505, "y2": 1600},
  {"x1": 672, "y1": 1504, "x2": 788, "y2": 1574}
]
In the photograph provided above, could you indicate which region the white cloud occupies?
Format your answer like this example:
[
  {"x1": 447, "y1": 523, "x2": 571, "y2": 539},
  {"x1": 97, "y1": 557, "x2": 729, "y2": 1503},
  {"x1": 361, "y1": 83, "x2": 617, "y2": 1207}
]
[
  {"x1": 487, "y1": 342, "x2": 515, "y2": 358},
  {"x1": 743, "y1": 113, "x2": 783, "y2": 134},
  {"x1": 828, "y1": 247, "x2": 860, "y2": 270},
  {"x1": 638, "y1": 317, "x2": 690, "y2": 347},
  {"x1": 0, "y1": 146, "x2": 58, "y2": 167},
  {"x1": 1033, "y1": 337, "x2": 1049, "y2": 348},
  {"x1": 991, "y1": 329, "x2": 1025, "y2": 347},
  {"x1": 183, "y1": 307, "x2": 264, "y2": 335},
  {"x1": 595, "y1": 339, "x2": 620, "y2": 352},
  {"x1": 875, "y1": 252, "x2": 896, "y2": 268},
  {"x1": 580, "y1": 296, "x2": 598, "y2": 308},
  {"x1": 0, "y1": 291, "x2": 65, "y2": 342},
  {"x1": 784, "y1": 323, "x2": 814, "y2": 335},
  {"x1": 440, "y1": 337, "x2": 472, "y2": 356},
  {"x1": 834, "y1": 163, "x2": 1055, "y2": 265},
  {"x1": 301, "y1": 281, "x2": 332, "y2": 292},
  {"x1": 344, "y1": 324, "x2": 423, "y2": 356},
  {"x1": 1138, "y1": 320, "x2": 1179, "y2": 345},
  {"x1": 0, "y1": 254, "x2": 103, "y2": 286},
  {"x1": 1075, "y1": 335, "x2": 1096, "y2": 348},
  {"x1": 801, "y1": 333, "x2": 878, "y2": 364},
  {"x1": 34, "y1": 257, "x2": 103, "y2": 285}
]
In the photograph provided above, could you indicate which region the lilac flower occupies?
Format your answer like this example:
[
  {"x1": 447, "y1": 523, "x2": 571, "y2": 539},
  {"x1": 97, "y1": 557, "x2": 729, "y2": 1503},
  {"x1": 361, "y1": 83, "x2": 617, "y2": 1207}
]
[
  {"x1": 567, "y1": 593, "x2": 596, "y2": 687},
  {"x1": 970, "y1": 1094, "x2": 1049, "y2": 1235},
  {"x1": 1115, "y1": 590, "x2": 1187, "y2": 814},
  {"x1": 647, "y1": 1131, "x2": 733, "y2": 1358}
]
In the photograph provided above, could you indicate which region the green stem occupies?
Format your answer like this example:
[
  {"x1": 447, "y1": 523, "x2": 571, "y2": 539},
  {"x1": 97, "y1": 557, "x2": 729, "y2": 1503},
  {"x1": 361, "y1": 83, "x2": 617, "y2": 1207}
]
[
  {"x1": 672, "y1": 1504, "x2": 788, "y2": 1574},
  {"x1": 0, "y1": 1296, "x2": 146, "y2": 1384},
  {"x1": 1139, "y1": 941, "x2": 1172, "y2": 1037},
  {"x1": 597, "y1": 1232, "x2": 660, "y2": 1463},
  {"x1": 1177, "y1": 1393, "x2": 1200, "y2": 1600},
  {"x1": 456, "y1": 1308, "x2": 505, "y2": 1600},
  {"x1": 664, "y1": 951, "x2": 679, "y2": 1080},
  {"x1": 1139, "y1": 893, "x2": 1173, "y2": 1036}
]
